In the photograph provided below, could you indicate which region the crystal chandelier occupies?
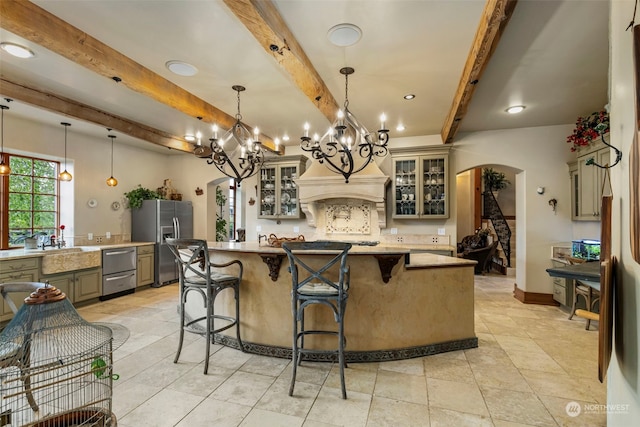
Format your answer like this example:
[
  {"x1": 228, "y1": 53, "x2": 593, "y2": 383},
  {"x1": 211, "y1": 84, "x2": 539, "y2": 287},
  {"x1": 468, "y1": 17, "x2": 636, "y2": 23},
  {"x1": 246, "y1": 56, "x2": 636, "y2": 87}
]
[
  {"x1": 300, "y1": 67, "x2": 389, "y2": 183},
  {"x1": 194, "y1": 85, "x2": 264, "y2": 186}
]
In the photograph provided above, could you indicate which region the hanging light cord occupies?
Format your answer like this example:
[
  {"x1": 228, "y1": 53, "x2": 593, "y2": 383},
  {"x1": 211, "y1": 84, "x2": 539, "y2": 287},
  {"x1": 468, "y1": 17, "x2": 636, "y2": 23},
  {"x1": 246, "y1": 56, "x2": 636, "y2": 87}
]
[
  {"x1": 627, "y1": 0, "x2": 639, "y2": 30},
  {"x1": 63, "y1": 125, "x2": 68, "y2": 169},
  {"x1": 110, "y1": 135, "x2": 114, "y2": 175}
]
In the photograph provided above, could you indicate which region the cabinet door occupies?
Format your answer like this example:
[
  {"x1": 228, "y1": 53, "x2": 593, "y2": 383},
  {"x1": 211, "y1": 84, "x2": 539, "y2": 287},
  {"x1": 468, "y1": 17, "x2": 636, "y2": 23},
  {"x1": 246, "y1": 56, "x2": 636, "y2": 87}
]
[
  {"x1": 392, "y1": 157, "x2": 418, "y2": 218},
  {"x1": 420, "y1": 156, "x2": 448, "y2": 218},
  {"x1": 258, "y1": 166, "x2": 277, "y2": 217},
  {"x1": 42, "y1": 272, "x2": 75, "y2": 303},
  {"x1": 578, "y1": 156, "x2": 598, "y2": 219},
  {"x1": 75, "y1": 268, "x2": 102, "y2": 302},
  {"x1": 137, "y1": 253, "x2": 154, "y2": 287},
  {"x1": 0, "y1": 269, "x2": 38, "y2": 320},
  {"x1": 278, "y1": 163, "x2": 300, "y2": 218}
]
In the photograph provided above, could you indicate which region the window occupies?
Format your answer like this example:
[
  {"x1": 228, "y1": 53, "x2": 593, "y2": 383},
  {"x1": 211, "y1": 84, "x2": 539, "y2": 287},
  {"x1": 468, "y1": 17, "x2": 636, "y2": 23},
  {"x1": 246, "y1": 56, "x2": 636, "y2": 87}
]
[
  {"x1": 1, "y1": 154, "x2": 60, "y2": 249},
  {"x1": 228, "y1": 180, "x2": 236, "y2": 240}
]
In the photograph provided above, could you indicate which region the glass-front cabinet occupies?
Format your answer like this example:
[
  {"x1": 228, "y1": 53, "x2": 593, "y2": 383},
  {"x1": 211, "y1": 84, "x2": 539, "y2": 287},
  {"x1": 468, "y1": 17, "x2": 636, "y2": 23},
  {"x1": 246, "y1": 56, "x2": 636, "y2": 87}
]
[
  {"x1": 258, "y1": 155, "x2": 307, "y2": 219},
  {"x1": 391, "y1": 147, "x2": 450, "y2": 219}
]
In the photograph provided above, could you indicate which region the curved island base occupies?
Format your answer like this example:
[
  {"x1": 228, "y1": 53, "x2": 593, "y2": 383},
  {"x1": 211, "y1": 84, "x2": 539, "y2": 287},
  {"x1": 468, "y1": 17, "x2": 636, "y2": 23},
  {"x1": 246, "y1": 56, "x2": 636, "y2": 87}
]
[{"x1": 185, "y1": 242, "x2": 478, "y2": 362}]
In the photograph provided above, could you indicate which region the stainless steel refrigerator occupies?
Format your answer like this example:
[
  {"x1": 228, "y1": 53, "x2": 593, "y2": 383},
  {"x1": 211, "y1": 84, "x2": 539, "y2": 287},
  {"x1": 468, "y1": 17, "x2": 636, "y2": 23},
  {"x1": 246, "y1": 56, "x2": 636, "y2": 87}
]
[{"x1": 131, "y1": 200, "x2": 193, "y2": 287}]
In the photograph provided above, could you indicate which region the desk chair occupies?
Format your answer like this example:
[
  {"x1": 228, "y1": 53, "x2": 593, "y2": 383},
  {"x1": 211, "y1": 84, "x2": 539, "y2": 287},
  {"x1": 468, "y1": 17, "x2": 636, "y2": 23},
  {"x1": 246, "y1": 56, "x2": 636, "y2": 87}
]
[
  {"x1": 282, "y1": 241, "x2": 351, "y2": 399},
  {"x1": 567, "y1": 257, "x2": 600, "y2": 330},
  {"x1": 165, "y1": 238, "x2": 244, "y2": 374}
]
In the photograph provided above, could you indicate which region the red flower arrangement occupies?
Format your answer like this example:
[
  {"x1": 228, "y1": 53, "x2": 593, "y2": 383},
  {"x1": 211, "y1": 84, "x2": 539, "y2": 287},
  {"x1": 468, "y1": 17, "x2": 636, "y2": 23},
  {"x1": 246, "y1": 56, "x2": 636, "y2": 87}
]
[{"x1": 567, "y1": 110, "x2": 610, "y2": 152}]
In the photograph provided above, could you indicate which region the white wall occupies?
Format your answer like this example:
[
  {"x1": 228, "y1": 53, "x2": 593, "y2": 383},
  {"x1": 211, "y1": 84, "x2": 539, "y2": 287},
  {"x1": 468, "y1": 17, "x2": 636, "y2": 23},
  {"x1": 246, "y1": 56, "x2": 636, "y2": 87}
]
[
  {"x1": 452, "y1": 125, "x2": 576, "y2": 294},
  {"x1": 608, "y1": 0, "x2": 640, "y2": 423}
]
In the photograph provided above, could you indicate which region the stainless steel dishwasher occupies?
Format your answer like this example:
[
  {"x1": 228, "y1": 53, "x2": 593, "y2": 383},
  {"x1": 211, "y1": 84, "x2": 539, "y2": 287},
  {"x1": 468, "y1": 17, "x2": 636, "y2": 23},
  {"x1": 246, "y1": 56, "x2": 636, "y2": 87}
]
[{"x1": 101, "y1": 247, "x2": 137, "y2": 299}]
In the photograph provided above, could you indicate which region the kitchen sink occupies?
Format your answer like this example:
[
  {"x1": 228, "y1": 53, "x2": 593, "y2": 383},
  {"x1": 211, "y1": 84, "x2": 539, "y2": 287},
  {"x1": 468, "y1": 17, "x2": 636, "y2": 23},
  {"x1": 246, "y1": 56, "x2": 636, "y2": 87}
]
[{"x1": 40, "y1": 247, "x2": 101, "y2": 274}]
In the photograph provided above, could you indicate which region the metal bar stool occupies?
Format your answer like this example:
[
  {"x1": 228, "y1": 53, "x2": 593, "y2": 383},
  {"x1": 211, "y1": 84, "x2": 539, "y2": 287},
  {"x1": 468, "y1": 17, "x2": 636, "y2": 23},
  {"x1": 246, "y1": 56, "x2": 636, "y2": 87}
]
[
  {"x1": 165, "y1": 238, "x2": 244, "y2": 374},
  {"x1": 282, "y1": 241, "x2": 351, "y2": 399}
]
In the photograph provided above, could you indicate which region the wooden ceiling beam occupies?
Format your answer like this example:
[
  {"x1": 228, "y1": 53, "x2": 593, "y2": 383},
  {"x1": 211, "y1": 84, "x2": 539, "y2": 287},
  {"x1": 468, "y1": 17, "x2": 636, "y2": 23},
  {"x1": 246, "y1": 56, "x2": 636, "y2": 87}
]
[
  {"x1": 1, "y1": 78, "x2": 194, "y2": 152},
  {"x1": 0, "y1": 0, "x2": 281, "y2": 153},
  {"x1": 440, "y1": 0, "x2": 518, "y2": 144},
  {"x1": 223, "y1": 0, "x2": 340, "y2": 122}
]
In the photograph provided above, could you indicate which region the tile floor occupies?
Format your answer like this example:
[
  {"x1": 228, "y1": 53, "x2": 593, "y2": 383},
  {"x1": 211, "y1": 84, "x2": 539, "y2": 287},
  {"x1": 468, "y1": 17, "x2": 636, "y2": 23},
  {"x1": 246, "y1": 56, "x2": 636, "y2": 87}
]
[{"x1": 76, "y1": 273, "x2": 607, "y2": 427}]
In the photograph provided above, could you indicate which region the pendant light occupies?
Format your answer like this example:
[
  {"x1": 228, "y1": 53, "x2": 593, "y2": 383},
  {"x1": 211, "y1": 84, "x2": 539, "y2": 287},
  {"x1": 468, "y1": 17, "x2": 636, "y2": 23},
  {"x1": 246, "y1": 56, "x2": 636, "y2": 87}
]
[
  {"x1": 106, "y1": 130, "x2": 118, "y2": 187},
  {"x1": 59, "y1": 122, "x2": 72, "y2": 181},
  {"x1": 0, "y1": 102, "x2": 11, "y2": 176}
]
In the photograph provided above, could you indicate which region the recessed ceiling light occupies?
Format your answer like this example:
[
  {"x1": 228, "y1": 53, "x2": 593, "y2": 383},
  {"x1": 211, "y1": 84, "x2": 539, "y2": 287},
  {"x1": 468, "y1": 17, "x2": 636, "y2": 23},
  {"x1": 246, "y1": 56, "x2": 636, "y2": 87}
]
[
  {"x1": 282, "y1": 134, "x2": 290, "y2": 142},
  {"x1": 0, "y1": 42, "x2": 35, "y2": 58},
  {"x1": 327, "y1": 23, "x2": 362, "y2": 47},
  {"x1": 506, "y1": 105, "x2": 525, "y2": 114},
  {"x1": 184, "y1": 134, "x2": 196, "y2": 142},
  {"x1": 396, "y1": 124, "x2": 406, "y2": 131},
  {"x1": 404, "y1": 94, "x2": 415, "y2": 100},
  {"x1": 166, "y1": 60, "x2": 198, "y2": 77}
]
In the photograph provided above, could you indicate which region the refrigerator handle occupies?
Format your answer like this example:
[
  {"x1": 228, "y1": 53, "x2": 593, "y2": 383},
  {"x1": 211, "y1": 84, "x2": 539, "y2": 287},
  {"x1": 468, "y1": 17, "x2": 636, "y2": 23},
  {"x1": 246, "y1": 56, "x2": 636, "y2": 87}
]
[{"x1": 174, "y1": 217, "x2": 181, "y2": 239}]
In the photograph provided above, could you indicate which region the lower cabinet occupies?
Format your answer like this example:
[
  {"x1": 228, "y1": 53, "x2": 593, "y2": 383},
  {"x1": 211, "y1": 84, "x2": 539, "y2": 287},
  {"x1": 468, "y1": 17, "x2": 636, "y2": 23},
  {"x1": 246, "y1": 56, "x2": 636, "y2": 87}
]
[
  {"x1": 41, "y1": 267, "x2": 102, "y2": 304},
  {"x1": 552, "y1": 277, "x2": 571, "y2": 307},
  {"x1": 0, "y1": 258, "x2": 39, "y2": 321},
  {"x1": 137, "y1": 244, "x2": 155, "y2": 287}
]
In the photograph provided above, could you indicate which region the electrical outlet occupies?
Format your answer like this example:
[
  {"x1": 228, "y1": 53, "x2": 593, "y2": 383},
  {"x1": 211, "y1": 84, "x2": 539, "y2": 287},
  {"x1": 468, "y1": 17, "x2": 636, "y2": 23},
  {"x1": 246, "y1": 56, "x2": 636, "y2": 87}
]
[
  {"x1": 96, "y1": 236, "x2": 103, "y2": 243},
  {"x1": 87, "y1": 233, "x2": 93, "y2": 240},
  {"x1": 106, "y1": 231, "x2": 111, "y2": 239},
  {"x1": 390, "y1": 228, "x2": 398, "y2": 235},
  {"x1": 438, "y1": 228, "x2": 445, "y2": 236},
  {"x1": 293, "y1": 226, "x2": 300, "y2": 233}
]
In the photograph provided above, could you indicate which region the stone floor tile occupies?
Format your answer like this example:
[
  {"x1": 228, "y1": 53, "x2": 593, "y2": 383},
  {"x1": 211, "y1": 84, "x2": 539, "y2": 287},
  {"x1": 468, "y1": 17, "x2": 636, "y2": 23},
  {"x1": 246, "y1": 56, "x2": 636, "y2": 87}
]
[
  {"x1": 366, "y1": 396, "x2": 429, "y2": 426},
  {"x1": 210, "y1": 370, "x2": 276, "y2": 407},
  {"x1": 537, "y1": 394, "x2": 606, "y2": 427},
  {"x1": 174, "y1": 396, "x2": 251, "y2": 427},
  {"x1": 373, "y1": 370, "x2": 427, "y2": 405},
  {"x1": 306, "y1": 387, "x2": 371, "y2": 427},
  {"x1": 423, "y1": 355, "x2": 475, "y2": 384},
  {"x1": 118, "y1": 388, "x2": 204, "y2": 427},
  {"x1": 239, "y1": 408, "x2": 304, "y2": 427},
  {"x1": 256, "y1": 376, "x2": 320, "y2": 418},
  {"x1": 429, "y1": 406, "x2": 493, "y2": 427},
  {"x1": 481, "y1": 386, "x2": 557, "y2": 427},
  {"x1": 427, "y1": 377, "x2": 489, "y2": 416}
]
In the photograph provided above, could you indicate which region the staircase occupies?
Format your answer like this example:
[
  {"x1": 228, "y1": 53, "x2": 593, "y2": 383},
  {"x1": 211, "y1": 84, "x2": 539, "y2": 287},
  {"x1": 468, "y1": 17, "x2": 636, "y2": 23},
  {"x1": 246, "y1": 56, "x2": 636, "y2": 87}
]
[{"x1": 482, "y1": 191, "x2": 512, "y2": 268}]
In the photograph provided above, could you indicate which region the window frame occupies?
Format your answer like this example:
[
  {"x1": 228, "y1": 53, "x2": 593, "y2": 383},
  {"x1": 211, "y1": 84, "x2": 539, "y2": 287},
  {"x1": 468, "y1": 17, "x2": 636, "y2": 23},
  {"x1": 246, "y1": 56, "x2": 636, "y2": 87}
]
[{"x1": 0, "y1": 153, "x2": 61, "y2": 249}]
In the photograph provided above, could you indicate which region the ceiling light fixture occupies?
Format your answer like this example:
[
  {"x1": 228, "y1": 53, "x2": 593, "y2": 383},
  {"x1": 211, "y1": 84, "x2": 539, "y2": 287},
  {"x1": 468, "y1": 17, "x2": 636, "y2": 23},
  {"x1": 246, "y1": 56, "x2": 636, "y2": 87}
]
[
  {"x1": 194, "y1": 85, "x2": 265, "y2": 186},
  {"x1": 403, "y1": 94, "x2": 416, "y2": 100},
  {"x1": 166, "y1": 60, "x2": 198, "y2": 77},
  {"x1": 327, "y1": 23, "x2": 362, "y2": 47},
  {"x1": 184, "y1": 134, "x2": 196, "y2": 142},
  {"x1": 396, "y1": 124, "x2": 406, "y2": 131},
  {"x1": 506, "y1": 105, "x2": 525, "y2": 114},
  {"x1": 300, "y1": 67, "x2": 389, "y2": 183},
  {"x1": 106, "y1": 130, "x2": 118, "y2": 187},
  {"x1": 0, "y1": 42, "x2": 35, "y2": 59},
  {"x1": 59, "y1": 122, "x2": 73, "y2": 182},
  {"x1": 0, "y1": 101, "x2": 11, "y2": 176}
]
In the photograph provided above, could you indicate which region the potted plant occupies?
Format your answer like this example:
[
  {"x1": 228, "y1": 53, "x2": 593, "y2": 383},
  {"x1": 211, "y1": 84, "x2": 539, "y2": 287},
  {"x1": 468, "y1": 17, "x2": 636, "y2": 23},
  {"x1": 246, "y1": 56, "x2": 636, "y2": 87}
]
[
  {"x1": 124, "y1": 185, "x2": 162, "y2": 209},
  {"x1": 482, "y1": 168, "x2": 510, "y2": 193},
  {"x1": 215, "y1": 186, "x2": 227, "y2": 242}
]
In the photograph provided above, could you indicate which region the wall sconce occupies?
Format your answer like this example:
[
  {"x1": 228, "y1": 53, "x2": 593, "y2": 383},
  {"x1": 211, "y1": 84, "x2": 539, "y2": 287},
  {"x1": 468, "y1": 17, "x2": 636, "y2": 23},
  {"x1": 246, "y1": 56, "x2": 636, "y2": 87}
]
[
  {"x1": 549, "y1": 198, "x2": 557, "y2": 213},
  {"x1": 195, "y1": 187, "x2": 203, "y2": 196},
  {"x1": 537, "y1": 186, "x2": 545, "y2": 195}
]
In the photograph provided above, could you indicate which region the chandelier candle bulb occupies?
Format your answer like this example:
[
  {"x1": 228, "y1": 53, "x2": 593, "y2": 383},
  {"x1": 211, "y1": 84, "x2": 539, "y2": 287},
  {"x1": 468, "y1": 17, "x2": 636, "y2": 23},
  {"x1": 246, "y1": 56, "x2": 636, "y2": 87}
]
[
  {"x1": 275, "y1": 137, "x2": 280, "y2": 150},
  {"x1": 212, "y1": 124, "x2": 218, "y2": 139},
  {"x1": 380, "y1": 113, "x2": 386, "y2": 130},
  {"x1": 304, "y1": 123, "x2": 309, "y2": 138}
]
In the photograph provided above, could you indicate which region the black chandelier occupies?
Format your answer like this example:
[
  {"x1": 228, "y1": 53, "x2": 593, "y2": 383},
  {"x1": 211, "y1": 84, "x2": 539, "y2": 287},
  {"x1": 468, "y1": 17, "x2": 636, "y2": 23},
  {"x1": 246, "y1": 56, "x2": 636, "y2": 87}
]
[
  {"x1": 194, "y1": 85, "x2": 264, "y2": 186},
  {"x1": 300, "y1": 67, "x2": 389, "y2": 183}
]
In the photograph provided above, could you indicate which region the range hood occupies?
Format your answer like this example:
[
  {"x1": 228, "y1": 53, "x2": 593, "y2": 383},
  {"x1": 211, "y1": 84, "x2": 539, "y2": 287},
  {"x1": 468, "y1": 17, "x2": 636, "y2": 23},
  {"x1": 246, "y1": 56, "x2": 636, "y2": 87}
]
[{"x1": 296, "y1": 160, "x2": 390, "y2": 239}]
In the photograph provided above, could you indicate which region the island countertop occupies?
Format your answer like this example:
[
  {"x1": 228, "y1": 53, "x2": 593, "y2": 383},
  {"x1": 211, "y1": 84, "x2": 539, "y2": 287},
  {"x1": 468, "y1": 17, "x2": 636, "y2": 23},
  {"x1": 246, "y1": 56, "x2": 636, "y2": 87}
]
[{"x1": 0, "y1": 242, "x2": 155, "y2": 261}]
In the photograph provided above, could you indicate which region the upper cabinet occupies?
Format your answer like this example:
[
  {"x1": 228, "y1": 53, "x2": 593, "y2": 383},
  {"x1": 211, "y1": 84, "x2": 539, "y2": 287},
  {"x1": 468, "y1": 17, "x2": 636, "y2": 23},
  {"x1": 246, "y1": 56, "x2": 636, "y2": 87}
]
[
  {"x1": 390, "y1": 147, "x2": 451, "y2": 219},
  {"x1": 568, "y1": 136, "x2": 610, "y2": 221},
  {"x1": 258, "y1": 155, "x2": 307, "y2": 219}
]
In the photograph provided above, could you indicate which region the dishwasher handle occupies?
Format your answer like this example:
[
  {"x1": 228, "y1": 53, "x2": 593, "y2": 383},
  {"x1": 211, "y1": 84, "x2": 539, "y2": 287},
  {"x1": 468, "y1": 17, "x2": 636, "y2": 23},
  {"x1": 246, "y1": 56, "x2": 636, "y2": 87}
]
[
  {"x1": 104, "y1": 249, "x2": 136, "y2": 256},
  {"x1": 105, "y1": 273, "x2": 136, "y2": 282}
]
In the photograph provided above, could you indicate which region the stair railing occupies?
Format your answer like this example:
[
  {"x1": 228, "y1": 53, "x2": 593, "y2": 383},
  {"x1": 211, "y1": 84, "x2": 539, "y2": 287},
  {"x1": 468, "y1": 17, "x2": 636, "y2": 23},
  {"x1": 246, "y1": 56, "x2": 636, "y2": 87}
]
[{"x1": 482, "y1": 190, "x2": 512, "y2": 267}]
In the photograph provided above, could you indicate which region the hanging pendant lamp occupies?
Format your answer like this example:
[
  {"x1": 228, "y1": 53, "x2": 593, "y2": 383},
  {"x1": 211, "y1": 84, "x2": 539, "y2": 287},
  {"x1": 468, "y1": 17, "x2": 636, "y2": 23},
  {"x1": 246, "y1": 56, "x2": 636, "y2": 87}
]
[
  {"x1": 59, "y1": 122, "x2": 73, "y2": 181},
  {"x1": 106, "y1": 130, "x2": 118, "y2": 187},
  {"x1": 0, "y1": 101, "x2": 11, "y2": 176}
]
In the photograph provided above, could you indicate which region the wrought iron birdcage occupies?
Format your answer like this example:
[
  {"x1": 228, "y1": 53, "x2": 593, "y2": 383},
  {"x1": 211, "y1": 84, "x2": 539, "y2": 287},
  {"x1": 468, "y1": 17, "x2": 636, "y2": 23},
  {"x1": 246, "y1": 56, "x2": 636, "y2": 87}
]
[{"x1": 1, "y1": 283, "x2": 117, "y2": 426}]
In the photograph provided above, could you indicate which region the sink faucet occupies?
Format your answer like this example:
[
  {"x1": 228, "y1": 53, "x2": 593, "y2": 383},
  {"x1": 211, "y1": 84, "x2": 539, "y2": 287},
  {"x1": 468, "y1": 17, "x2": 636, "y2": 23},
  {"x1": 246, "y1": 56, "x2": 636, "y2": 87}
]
[
  {"x1": 39, "y1": 235, "x2": 63, "y2": 249},
  {"x1": 258, "y1": 234, "x2": 267, "y2": 245}
]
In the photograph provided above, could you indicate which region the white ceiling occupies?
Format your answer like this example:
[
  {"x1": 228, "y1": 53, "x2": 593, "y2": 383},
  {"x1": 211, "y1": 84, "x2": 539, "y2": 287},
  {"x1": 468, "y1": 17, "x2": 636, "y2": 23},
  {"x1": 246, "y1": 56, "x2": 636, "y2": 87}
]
[{"x1": 0, "y1": 0, "x2": 609, "y2": 154}]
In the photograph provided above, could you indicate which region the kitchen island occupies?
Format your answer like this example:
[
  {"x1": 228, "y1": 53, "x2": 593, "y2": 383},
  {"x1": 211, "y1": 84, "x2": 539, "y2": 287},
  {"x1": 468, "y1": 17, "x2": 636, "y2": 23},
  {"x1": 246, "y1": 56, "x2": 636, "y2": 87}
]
[{"x1": 185, "y1": 241, "x2": 477, "y2": 362}]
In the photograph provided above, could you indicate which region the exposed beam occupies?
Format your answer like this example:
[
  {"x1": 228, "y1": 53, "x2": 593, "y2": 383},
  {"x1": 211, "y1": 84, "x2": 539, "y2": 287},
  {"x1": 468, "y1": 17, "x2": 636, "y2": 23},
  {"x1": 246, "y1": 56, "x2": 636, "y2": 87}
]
[
  {"x1": 0, "y1": 78, "x2": 194, "y2": 153},
  {"x1": 440, "y1": 0, "x2": 518, "y2": 144},
  {"x1": 0, "y1": 0, "x2": 281, "y2": 153},
  {"x1": 223, "y1": 0, "x2": 340, "y2": 122}
]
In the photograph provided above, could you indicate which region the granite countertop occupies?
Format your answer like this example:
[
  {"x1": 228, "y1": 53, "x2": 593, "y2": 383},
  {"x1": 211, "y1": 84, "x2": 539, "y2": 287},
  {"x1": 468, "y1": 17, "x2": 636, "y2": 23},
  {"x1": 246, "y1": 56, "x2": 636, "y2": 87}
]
[
  {"x1": 207, "y1": 241, "x2": 412, "y2": 255},
  {"x1": 406, "y1": 253, "x2": 476, "y2": 269},
  {"x1": 0, "y1": 242, "x2": 155, "y2": 261}
]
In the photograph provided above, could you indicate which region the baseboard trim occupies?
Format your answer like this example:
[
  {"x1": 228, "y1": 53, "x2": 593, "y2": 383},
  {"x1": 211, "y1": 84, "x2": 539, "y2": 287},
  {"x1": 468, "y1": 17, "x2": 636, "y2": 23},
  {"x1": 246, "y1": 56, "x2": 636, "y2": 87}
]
[{"x1": 513, "y1": 284, "x2": 559, "y2": 306}]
